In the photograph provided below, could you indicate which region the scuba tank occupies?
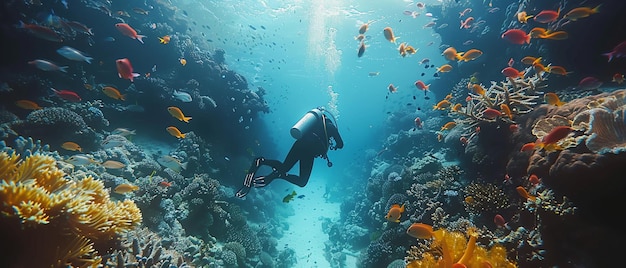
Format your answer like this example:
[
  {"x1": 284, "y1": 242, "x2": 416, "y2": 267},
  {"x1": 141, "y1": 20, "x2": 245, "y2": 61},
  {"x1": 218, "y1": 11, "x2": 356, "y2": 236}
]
[{"x1": 290, "y1": 108, "x2": 324, "y2": 139}]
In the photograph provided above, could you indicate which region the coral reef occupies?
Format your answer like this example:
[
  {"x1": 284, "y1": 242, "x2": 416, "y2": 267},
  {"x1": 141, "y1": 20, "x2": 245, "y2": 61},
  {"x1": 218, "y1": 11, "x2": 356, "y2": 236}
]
[{"x1": 0, "y1": 150, "x2": 142, "y2": 267}]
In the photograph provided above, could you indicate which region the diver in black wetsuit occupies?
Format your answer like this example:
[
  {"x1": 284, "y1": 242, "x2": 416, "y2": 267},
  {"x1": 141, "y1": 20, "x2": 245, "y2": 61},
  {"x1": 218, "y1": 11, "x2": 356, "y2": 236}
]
[{"x1": 236, "y1": 107, "x2": 344, "y2": 198}]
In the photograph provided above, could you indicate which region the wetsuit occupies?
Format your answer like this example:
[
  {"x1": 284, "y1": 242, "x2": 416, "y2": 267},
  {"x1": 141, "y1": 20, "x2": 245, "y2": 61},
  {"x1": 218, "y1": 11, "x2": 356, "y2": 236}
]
[{"x1": 236, "y1": 114, "x2": 343, "y2": 197}]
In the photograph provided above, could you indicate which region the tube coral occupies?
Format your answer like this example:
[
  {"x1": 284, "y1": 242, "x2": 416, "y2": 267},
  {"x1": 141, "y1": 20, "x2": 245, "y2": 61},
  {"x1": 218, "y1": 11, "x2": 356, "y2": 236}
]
[{"x1": 0, "y1": 151, "x2": 142, "y2": 267}]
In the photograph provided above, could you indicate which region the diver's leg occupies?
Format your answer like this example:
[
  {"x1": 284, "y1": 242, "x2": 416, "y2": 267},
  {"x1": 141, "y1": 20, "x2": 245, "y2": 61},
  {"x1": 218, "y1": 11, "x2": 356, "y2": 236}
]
[
  {"x1": 236, "y1": 157, "x2": 265, "y2": 198},
  {"x1": 280, "y1": 156, "x2": 313, "y2": 187}
]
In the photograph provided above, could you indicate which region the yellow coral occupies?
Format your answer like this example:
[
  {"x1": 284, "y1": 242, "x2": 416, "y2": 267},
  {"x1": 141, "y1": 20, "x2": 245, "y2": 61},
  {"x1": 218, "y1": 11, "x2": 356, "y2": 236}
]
[
  {"x1": 406, "y1": 227, "x2": 517, "y2": 268},
  {"x1": 0, "y1": 151, "x2": 142, "y2": 267}
]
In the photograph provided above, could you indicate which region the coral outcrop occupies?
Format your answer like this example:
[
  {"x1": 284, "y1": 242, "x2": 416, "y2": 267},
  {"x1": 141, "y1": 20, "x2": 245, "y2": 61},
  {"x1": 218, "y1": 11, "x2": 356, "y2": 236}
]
[{"x1": 0, "y1": 151, "x2": 142, "y2": 267}]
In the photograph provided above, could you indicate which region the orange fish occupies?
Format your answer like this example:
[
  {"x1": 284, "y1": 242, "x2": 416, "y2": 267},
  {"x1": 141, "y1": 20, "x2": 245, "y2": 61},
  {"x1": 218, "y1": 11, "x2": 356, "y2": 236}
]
[
  {"x1": 114, "y1": 183, "x2": 139, "y2": 194},
  {"x1": 442, "y1": 47, "x2": 464, "y2": 61},
  {"x1": 433, "y1": 99, "x2": 452, "y2": 110},
  {"x1": 384, "y1": 204, "x2": 405, "y2": 223},
  {"x1": 383, "y1": 27, "x2": 398, "y2": 43},
  {"x1": 115, "y1": 23, "x2": 146, "y2": 44},
  {"x1": 179, "y1": 58, "x2": 187, "y2": 66},
  {"x1": 167, "y1": 106, "x2": 192, "y2": 123},
  {"x1": 166, "y1": 126, "x2": 186, "y2": 138},
  {"x1": 544, "y1": 92, "x2": 565, "y2": 106},
  {"x1": 470, "y1": 84, "x2": 486, "y2": 95},
  {"x1": 500, "y1": 103, "x2": 512, "y2": 119},
  {"x1": 563, "y1": 5, "x2": 601, "y2": 21},
  {"x1": 15, "y1": 100, "x2": 42, "y2": 110},
  {"x1": 103, "y1": 86, "x2": 126, "y2": 100},
  {"x1": 436, "y1": 64, "x2": 453, "y2": 73},
  {"x1": 61, "y1": 141, "x2": 82, "y2": 152},
  {"x1": 158, "y1": 35, "x2": 171, "y2": 44},
  {"x1": 540, "y1": 31, "x2": 569, "y2": 40},
  {"x1": 406, "y1": 223, "x2": 434, "y2": 239},
  {"x1": 520, "y1": 142, "x2": 536, "y2": 152},
  {"x1": 521, "y1": 56, "x2": 541, "y2": 65},
  {"x1": 529, "y1": 27, "x2": 549, "y2": 38},
  {"x1": 516, "y1": 186, "x2": 536, "y2": 201},
  {"x1": 459, "y1": 49, "x2": 482, "y2": 62},
  {"x1": 440, "y1": 121, "x2": 457, "y2": 131},
  {"x1": 546, "y1": 65, "x2": 570, "y2": 75}
]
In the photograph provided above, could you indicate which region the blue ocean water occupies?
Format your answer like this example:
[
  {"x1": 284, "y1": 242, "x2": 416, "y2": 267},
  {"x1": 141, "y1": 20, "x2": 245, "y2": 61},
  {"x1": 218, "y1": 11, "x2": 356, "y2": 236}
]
[{"x1": 1, "y1": 0, "x2": 626, "y2": 267}]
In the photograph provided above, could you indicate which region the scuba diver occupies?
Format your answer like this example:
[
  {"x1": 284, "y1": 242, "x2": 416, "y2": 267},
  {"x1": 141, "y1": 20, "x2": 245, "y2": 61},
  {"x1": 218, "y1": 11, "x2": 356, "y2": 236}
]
[{"x1": 236, "y1": 107, "x2": 344, "y2": 198}]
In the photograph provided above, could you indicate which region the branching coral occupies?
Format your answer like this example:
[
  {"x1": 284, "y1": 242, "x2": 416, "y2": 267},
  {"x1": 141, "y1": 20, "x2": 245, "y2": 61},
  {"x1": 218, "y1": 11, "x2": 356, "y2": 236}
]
[
  {"x1": 463, "y1": 182, "x2": 510, "y2": 215},
  {"x1": 0, "y1": 151, "x2": 142, "y2": 267},
  {"x1": 446, "y1": 73, "x2": 545, "y2": 140}
]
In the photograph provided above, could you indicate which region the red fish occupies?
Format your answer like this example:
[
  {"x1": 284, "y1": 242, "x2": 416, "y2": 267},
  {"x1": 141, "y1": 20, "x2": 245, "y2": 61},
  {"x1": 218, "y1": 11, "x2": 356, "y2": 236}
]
[
  {"x1": 159, "y1": 181, "x2": 172, "y2": 187},
  {"x1": 483, "y1": 108, "x2": 502, "y2": 119},
  {"x1": 520, "y1": 142, "x2": 536, "y2": 152},
  {"x1": 414, "y1": 117, "x2": 423, "y2": 130},
  {"x1": 17, "y1": 21, "x2": 63, "y2": 42},
  {"x1": 116, "y1": 58, "x2": 140, "y2": 82},
  {"x1": 536, "y1": 126, "x2": 573, "y2": 151},
  {"x1": 501, "y1": 66, "x2": 524, "y2": 78},
  {"x1": 533, "y1": 8, "x2": 560, "y2": 23},
  {"x1": 414, "y1": 80, "x2": 429, "y2": 91},
  {"x1": 501, "y1": 29, "x2": 530, "y2": 44},
  {"x1": 494, "y1": 214, "x2": 507, "y2": 228},
  {"x1": 577, "y1": 76, "x2": 602, "y2": 90},
  {"x1": 603, "y1": 41, "x2": 626, "y2": 62},
  {"x1": 115, "y1": 23, "x2": 146, "y2": 44},
  {"x1": 52, "y1": 88, "x2": 81, "y2": 102},
  {"x1": 528, "y1": 174, "x2": 540, "y2": 185}
]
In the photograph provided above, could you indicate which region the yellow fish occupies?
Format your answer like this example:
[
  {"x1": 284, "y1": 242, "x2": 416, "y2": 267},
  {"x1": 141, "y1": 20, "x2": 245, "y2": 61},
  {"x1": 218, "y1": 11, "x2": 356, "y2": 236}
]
[
  {"x1": 167, "y1": 106, "x2": 192, "y2": 123},
  {"x1": 384, "y1": 204, "x2": 405, "y2": 223},
  {"x1": 282, "y1": 190, "x2": 297, "y2": 203},
  {"x1": 544, "y1": 92, "x2": 566, "y2": 106},
  {"x1": 103, "y1": 86, "x2": 126, "y2": 101},
  {"x1": 563, "y1": 5, "x2": 601, "y2": 21},
  {"x1": 440, "y1": 121, "x2": 457, "y2": 131},
  {"x1": 500, "y1": 103, "x2": 513, "y2": 119},
  {"x1": 166, "y1": 126, "x2": 186, "y2": 138},
  {"x1": 61, "y1": 141, "x2": 82, "y2": 152},
  {"x1": 432, "y1": 99, "x2": 452, "y2": 110},
  {"x1": 15, "y1": 100, "x2": 42, "y2": 110},
  {"x1": 114, "y1": 183, "x2": 139, "y2": 194},
  {"x1": 159, "y1": 35, "x2": 170, "y2": 44},
  {"x1": 179, "y1": 58, "x2": 187, "y2": 66}
]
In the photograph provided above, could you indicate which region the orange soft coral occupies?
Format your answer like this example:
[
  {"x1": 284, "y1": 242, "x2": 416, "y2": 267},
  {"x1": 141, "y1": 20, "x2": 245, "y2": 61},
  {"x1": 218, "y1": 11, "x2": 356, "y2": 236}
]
[
  {"x1": 406, "y1": 227, "x2": 517, "y2": 268},
  {"x1": 0, "y1": 151, "x2": 142, "y2": 267}
]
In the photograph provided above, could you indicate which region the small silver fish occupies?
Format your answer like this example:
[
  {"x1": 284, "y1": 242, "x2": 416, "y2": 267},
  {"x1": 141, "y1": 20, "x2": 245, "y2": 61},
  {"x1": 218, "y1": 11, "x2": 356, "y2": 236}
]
[
  {"x1": 66, "y1": 155, "x2": 98, "y2": 166},
  {"x1": 111, "y1": 128, "x2": 136, "y2": 137},
  {"x1": 57, "y1": 46, "x2": 93, "y2": 64},
  {"x1": 101, "y1": 135, "x2": 129, "y2": 149},
  {"x1": 157, "y1": 155, "x2": 187, "y2": 173}
]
